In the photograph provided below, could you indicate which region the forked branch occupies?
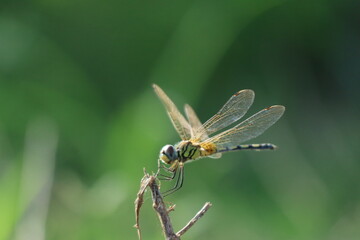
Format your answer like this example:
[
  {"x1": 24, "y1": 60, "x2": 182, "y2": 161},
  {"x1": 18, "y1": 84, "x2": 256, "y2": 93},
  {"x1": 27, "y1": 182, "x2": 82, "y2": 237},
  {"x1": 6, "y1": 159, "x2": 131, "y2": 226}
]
[{"x1": 134, "y1": 170, "x2": 212, "y2": 240}]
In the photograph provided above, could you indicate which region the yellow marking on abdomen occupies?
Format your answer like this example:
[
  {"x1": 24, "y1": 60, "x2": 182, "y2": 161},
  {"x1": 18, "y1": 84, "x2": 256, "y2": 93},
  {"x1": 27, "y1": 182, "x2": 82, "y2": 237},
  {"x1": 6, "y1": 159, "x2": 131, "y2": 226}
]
[{"x1": 199, "y1": 142, "x2": 217, "y2": 156}]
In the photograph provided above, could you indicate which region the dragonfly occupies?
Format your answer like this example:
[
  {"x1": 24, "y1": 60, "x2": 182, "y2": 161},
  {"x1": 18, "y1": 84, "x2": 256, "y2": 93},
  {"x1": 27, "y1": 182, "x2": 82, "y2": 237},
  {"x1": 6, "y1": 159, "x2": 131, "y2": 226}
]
[{"x1": 153, "y1": 84, "x2": 285, "y2": 196}]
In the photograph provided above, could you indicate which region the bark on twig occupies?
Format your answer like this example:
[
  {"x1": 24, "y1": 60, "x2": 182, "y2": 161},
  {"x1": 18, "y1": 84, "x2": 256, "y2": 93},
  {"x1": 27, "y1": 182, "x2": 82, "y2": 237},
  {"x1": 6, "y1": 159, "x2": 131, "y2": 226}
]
[
  {"x1": 149, "y1": 175, "x2": 180, "y2": 240},
  {"x1": 134, "y1": 170, "x2": 152, "y2": 240},
  {"x1": 176, "y1": 202, "x2": 212, "y2": 237},
  {"x1": 134, "y1": 170, "x2": 212, "y2": 240}
]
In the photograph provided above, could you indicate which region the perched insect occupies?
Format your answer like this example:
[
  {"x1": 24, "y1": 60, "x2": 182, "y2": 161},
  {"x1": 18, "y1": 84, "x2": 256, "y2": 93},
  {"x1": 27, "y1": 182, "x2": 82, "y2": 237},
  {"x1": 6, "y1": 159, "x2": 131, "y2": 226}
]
[{"x1": 153, "y1": 84, "x2": 285, "y2": 195}]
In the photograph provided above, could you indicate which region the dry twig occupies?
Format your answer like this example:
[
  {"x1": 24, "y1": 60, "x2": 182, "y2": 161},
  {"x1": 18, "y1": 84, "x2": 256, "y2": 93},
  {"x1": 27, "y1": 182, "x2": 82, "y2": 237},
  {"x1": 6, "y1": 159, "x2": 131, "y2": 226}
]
[
  {"x1": 134, "y1": 169, "x2": 152, "y2": 240},
  {"x1": 176, "y1": 202, "x2": 212, "y2": 237},
  {"x1": 134, "y1": 170, "x2": 212, "y2": 240}
]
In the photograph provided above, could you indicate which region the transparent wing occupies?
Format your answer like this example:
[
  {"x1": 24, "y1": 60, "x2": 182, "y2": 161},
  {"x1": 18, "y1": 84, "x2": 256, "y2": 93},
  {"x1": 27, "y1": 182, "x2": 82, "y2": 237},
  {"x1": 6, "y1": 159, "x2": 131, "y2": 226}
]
[
  {"x1": 184, "y1": 104, "x2": 207, "y2": 140},
  {"x1": 203, "y1": 105, "x2": 285, "y2": 151},
  {"x1": 153, "y1": 84, "x2": 191, "y2": 140},
  {"x1": 185, "y1": 104, "x2": 222, "y2": 158},
  {"x1": 194, "y1": 89, "x2": 255, "y2": 140}
]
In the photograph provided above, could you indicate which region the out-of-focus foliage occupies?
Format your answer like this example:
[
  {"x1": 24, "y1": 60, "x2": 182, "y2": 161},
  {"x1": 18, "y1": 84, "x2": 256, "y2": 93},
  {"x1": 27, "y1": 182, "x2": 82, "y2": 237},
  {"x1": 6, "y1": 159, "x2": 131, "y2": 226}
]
[{"x1": 0, "y1": 0, "x2": 359, "y2": 239}]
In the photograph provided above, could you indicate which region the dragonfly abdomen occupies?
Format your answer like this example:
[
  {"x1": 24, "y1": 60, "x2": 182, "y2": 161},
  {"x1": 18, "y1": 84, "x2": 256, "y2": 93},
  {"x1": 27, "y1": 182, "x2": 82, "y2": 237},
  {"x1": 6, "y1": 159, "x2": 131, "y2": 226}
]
[{"x1": 218, "y1": 143, "x2": 276, "y2": 152}]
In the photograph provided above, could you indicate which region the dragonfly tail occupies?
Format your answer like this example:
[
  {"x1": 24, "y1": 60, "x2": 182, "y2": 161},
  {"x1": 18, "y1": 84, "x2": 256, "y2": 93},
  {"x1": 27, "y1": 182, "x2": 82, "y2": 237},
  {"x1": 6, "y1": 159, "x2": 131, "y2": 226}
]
[{"x1": 218, "y1": 143, "x2": 277, "y2": 153}]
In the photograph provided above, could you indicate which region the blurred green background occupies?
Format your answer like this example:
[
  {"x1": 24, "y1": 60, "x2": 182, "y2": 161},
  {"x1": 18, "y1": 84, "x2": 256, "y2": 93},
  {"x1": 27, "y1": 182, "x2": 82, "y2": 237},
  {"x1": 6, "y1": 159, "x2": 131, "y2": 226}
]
[{"x1": 1, "y1": 0, "x2": 359, "y2": 239}]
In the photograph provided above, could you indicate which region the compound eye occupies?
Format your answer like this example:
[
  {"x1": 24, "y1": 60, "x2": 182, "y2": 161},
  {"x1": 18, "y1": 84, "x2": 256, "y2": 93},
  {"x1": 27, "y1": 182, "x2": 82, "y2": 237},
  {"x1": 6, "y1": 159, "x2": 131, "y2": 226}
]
[{"x1": 165, "y1": 145, "x2": 175, "y2": 159}]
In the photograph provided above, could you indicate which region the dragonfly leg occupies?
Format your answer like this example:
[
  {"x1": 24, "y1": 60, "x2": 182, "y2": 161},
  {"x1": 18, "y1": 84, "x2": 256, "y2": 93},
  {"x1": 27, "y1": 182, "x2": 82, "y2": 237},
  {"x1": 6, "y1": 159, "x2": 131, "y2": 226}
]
[
  {"x1": 156, "y1": 159, "x2": 169, "y2": 175},
  {"x1": 162, "y1": 164, "x2": 184, "y2": 197},
  {"x1": 157, "y1": 159, "x2": 178, "y2": 173},
  {"x1": 157, "y1": 160, "x2": 178, "y2": 180},
  {"x1": 162, "y1": 165, "x2": 175, "y2": 173},
  {"x1": 158, "y1": 169, "x2": 177, "y2": 181}
]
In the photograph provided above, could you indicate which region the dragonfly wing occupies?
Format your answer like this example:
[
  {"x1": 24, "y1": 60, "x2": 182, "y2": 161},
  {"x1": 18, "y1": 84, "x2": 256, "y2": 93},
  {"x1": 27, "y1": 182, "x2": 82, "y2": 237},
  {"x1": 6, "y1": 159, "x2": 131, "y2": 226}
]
[
  {"x1": 184, "y1": 104, "x2": 208, "y2": 140},
  {"x1": 203, "y1": 105, "x2": 285, "y2": 151},
  {"x1": 209, "y1": 153, "x2": 222, "y2": 159},
  {"x1": 194, "y1": 89, "x2": 255, "y2": 139},
  {"x1": 153, "y1": 84, "x2": 191, "y2": 140}
]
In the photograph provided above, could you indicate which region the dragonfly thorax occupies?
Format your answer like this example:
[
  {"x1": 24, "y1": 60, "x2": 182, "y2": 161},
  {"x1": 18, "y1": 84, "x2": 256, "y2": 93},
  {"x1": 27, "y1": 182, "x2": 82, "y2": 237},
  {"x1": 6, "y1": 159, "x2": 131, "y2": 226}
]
[{"x1": 159, "y1": 144, "x2": 178, "y2": 164}]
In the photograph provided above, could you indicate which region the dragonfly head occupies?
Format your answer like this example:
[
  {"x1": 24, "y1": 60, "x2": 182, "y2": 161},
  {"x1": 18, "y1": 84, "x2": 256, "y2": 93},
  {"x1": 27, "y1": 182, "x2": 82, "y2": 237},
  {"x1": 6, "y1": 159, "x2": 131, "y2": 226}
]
[{"x1": 159, "y1": 144, "x2": 178, "y2": 164}]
